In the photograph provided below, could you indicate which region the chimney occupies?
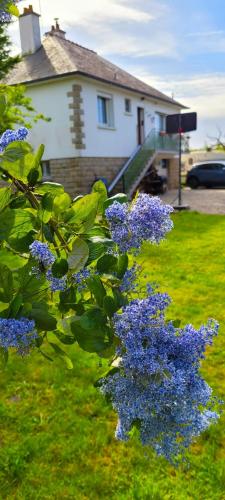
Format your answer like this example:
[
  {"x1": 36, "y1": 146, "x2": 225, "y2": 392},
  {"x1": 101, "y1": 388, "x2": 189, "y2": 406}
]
[
  {"x1": 19, "y1": 5, "x2": 41, "y2": 55},
  {"x1": 45, "y1": 19, "x2": 66, "y2": 39}
]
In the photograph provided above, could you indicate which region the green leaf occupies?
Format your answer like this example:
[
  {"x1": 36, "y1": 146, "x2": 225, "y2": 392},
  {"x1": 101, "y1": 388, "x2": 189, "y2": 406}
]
[
  {"x1": 0, "y1": 95, "x2": 6, "y2": 115},
  {"x1": 0, "y1": 249, "x2": 27, "y2": 271},
  {"x1": 29, "y1": 302, "x2": 57, "y2": 331},
  {"x1": 9, "y1": 294, "x2": 23, "y2": 317},
  {"x1": 68, "y1": 238, "x2": 89, "y2": 271},
  {"x1": 92, "y1": 180, "x2": 107, "y2": 213},
  {"x1": 87, "y1": 276, "x2": 106, "y2": 307},
  {"x1": 79, "y1": 308, "x2": 106, "y2": 330},
  {"x1": 171, "y1": 319, "x2": 181, "y2": 328},
  {"x1": 65, "y1": 193, "x2": 100, "y2": 232},
  {"x1": 17, "y1": 263, "x2": 48, "y2": 302},
  {"x1": 52, "y1": 259, "x2": 68, "y2": 278},
  {"x1": 34, "y1": 144, "x2": 45, "y2": 168},
  {"x1": 116, "y1": 254, "x2": 129, "y2": 278},
  {"x1": 38, "y1": 192, "x2": 54, "y2": 223},
  {"x1": 9, "y1": 195, "x2": 27, "y2": 209},
  {"x1": 71, "y1": 320, "x2": 112, "y2": 354},
  {"x1": 0, "y1": 187, "x2": 11, "y2": 212},
  {"x1": 59, "y1": 287, "x2": 77, "y2": 313},
  {"x1": 55, "y1": 331, "x2": 75, "y2": 345},
  {"x1": 8, "y1": 3, "x2": 19, "y2": 16},
  {"x1": 97, "y1": 254, "x2": 118, "y2": 274},
  {"x1": 104, "y1": 193, "x2": 128, "y2": 210},
  {"x1": 89, "y1": 236, "x2": 113, "y2": 247},
  {"x1": 27, "y1": 168, "x2": 40, "y2": 186},
  {"x1": 49, "y1": 342, "x2": 73, "y2": 369},
  {"x1": 0, "y1": 208, "x2": 35, "y2": 242},
  {"x1": 103, "y1": 295, "x2": 119, "y2": 318},
  {"x1": 35, "y1": 182, "x2": 64, "y2": 196},
  {"x1": 86, "y1": 240, "x2": 105, "y2": 265},
  {"x1": 0, "y1": 265, "x2": 13, "y2": 302},
  {"x1": 53, "y1": 193, "x2": 71, "y2": 217},
  {"x1": 113, "y1": 288, "x2": 128, "y2": 309},
  {"x1": 0, "y1": 142, "x2": 37, "y2": 182}
]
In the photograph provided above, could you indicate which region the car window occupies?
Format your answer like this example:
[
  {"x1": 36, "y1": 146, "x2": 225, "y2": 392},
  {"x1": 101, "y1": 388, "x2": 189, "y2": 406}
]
[
  {"x1": 196, "y1": 163, "x2": 225, "y2": 170},
  {"x1": 196, "y1": 164, "x2": 213, "y2": 170}
]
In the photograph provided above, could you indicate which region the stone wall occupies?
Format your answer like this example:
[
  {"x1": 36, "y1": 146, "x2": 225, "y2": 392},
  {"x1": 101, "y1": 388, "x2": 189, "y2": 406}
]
[{"x1": 49, "y1": 157, "x2": 128, "y2": 196}]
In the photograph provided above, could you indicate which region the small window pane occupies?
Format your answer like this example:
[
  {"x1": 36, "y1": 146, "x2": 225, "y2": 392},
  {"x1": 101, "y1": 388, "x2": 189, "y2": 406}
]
[
  {"x1": 41, "y1": 161, "x2": 51, "y2": 179},
  {"x1": 98, "y1": 96, "x2": 108, "y2": 124},
  {"x1": 97, "y1": 94, "x2": 114, "y2": 127},
  {"x1": 125, "y1": 98, "x2": 131, "y2": 113}
]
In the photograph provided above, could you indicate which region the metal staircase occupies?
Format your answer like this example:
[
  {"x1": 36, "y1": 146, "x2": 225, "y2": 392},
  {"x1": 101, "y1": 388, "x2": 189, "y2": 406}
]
[{"x1": 108, "y1": 128, "x2": 179, "y2": 198}]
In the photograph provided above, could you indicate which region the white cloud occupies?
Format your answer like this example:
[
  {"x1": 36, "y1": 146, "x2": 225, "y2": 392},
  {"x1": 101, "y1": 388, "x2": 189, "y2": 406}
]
[
  {"x1": 8, "y1": 0, "x2": 177, "y2": 59},
  {"x1": 133, "y1": 71, "x2": 225, "y2": 147},
  {"x1": 16, "y1": 0, "x2": 153, "y2": 26}
]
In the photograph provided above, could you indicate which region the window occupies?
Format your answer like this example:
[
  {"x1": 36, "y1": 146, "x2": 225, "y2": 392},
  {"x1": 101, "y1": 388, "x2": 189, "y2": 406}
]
[
  {"x1": 155, "y1": 113, "x2": 166, "y2": 132},
  {"x1": 97, "y1": 94, "x2": 114, "y2": 127},
  {"x1": 41, "y1": 161, "x2": 51, "y2": 179},
  {"x1": 197, "y1": 163, "x2": 224, "y2": 171},
  {"x1": 125, "y1": 98, "x2": 132, "y2": 114}
]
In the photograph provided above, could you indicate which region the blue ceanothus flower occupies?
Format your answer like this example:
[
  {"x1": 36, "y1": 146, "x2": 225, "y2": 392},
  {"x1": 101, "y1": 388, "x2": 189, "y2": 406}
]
[
  {"x1": 0, "y1": 318, "x2": 37, "y2": 353},
  {"x1": 0, "y1": 0, "x2": 21, "y2": 23},
  {"x1": 46, "y1": 270, "x2": 67, "y2": 292},
  {"x1": 30, "y1": 241, "x2": 56, "y2": 267},
  {"x1": 0, "y1": 127, "x2": 28, "y2": 151},
  {"x1": 105, "y1": 194, "x2": 173, "y2": 253},
  {"x1": 100, "y1": 289, "x2": 219, "y2": 462},
  {"x1": 72, "y1": 269, "x2": 91, "y2": 292}
]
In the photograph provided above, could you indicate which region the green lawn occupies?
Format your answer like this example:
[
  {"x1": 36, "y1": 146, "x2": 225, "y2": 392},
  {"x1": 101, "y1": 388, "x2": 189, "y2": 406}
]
[{"x1": 1, "y1": 212, "x2": 225, "y2": 500}]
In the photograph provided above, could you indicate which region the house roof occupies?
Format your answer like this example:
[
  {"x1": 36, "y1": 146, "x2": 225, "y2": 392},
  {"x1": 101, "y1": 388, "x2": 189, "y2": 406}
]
[{"x1": 5, "y1": 31, "x2": 185, "y2": 108}]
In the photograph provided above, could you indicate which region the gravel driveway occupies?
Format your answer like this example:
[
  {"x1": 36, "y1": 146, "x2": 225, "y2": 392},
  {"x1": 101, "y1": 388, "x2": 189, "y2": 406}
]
[{"x1": 160, "y1": 188, "x2": 225, "y2": 214}]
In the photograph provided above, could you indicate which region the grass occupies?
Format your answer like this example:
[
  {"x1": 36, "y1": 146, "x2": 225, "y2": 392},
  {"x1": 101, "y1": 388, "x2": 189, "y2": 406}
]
[{"x1": 1, "y1": 211, "x2": 225, "y2": 499}]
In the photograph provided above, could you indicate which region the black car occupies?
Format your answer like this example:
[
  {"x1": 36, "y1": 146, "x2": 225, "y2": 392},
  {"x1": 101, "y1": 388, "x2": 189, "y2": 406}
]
[{"x1": 186, "y1": 161, "x2": 225, "y2": 189}]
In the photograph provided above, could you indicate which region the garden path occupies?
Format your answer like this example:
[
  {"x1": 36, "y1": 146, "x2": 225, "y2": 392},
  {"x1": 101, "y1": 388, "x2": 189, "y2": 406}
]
[{"x1": 160, "y1": 188, "x2": 225, "y2": 214}]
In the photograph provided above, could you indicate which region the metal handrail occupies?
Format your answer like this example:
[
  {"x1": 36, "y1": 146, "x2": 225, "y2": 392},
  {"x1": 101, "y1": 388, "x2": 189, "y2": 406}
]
[
  {"x1": 108, "y1": 144, "x2": 141, "y2": 193},
  {"x1": 108, "y1": 129, "x2": 179, "y2": 194}
]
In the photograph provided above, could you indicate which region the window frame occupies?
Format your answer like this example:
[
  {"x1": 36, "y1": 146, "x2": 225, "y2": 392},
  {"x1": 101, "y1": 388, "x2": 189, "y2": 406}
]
[
  {"x1": 124, "y1": 98, "x2": 132, "y2": 115},
  {"x1": 97, "y1": 92, "x2": 115, "y2": 129},
  {"x1": 41, "y1": 160, "x2": 51, "y2": 180}
]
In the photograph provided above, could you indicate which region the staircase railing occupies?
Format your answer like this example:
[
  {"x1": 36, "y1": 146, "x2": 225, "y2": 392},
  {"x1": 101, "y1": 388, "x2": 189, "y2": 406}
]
[{"x1": 108, "y1": 128, "x2": 179, "y2": 195}]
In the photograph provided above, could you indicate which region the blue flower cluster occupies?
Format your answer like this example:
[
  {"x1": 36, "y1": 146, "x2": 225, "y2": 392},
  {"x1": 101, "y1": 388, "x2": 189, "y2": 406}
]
[
  {"x1": 0, "y1": 127, "x2": 28, "y2": 152},
  {"x1": 0, "y1": 0, "x2": 21, "y2": 23},
  {"x1": 72, "y1": 269, "x2": 91, "y2": 292},
  {"x1": 0, "y1": 318, "x2": 37, "y2": 354},
  {"x1": 100, "y1": 290, "x2": 219, "y2": 462},
  {"x1": 0, "y1": 0, "x2": 11, "y2": 22},
  {"x1": 29, "y1": 241, "x2": 56, "y2": 267},
  {"x1": 46, "y1": 270, "x2": 67, "y2": 292},
  {"x1": 119, "y1": 265, "x2": 140, "y2": 293},
  {"x1": 105, "y1": 194, "x2": 173, "y2": 253}
]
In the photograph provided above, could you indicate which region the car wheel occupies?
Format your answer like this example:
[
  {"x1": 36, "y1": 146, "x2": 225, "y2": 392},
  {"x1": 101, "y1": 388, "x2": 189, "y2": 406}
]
[{"x1": 188, "y1": 176, "x2": 199, "y2": 189}]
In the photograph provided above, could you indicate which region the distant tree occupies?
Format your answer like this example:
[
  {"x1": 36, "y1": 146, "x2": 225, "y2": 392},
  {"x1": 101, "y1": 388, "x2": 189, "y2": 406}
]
[
  {"x1": 0, "y1": 23, "x2": 20, "y2": 79},
  {"x1": 0, "y1": 1, "x2": 50, "y2": 133},
  {"x1": 208, "y1": 128, "x2": 225, "y2": 151}
]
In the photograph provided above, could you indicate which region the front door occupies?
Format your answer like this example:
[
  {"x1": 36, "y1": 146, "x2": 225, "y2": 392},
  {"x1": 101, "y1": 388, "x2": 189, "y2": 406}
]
[{"x1": 137, "y1": 107, "x2": 145, "y2": 145}]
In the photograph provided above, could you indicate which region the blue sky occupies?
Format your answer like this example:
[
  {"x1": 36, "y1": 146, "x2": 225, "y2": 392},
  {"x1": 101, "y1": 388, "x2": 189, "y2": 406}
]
[{"x1": 9, "y1": 0, "x2": 225, "y2": 148}]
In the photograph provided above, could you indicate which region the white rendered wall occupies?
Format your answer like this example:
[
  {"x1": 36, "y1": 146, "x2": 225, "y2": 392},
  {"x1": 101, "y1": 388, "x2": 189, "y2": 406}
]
[{"x1": 25, "y1": 76, "x2": 181, "y2": 160}]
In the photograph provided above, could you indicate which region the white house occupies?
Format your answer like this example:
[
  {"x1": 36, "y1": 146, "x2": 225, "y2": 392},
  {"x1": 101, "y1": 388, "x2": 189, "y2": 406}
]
[{"x1": 6, "y1": 5, "x2": 185, "y2": 197}]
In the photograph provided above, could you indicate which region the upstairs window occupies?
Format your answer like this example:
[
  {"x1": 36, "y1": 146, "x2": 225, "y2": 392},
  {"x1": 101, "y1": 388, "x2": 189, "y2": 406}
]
[
  {"x1": 125, "y1": 98, "x2": 132, "y2": 114},
  {"x1": 97, "y1": 94, "x2": 114, "y2": 127}
]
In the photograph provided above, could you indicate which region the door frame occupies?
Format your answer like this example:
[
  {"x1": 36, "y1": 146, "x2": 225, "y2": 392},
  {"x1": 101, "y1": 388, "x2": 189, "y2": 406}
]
[{"x1": 137, "y1": 107, "x2": 145, "y2": 145}]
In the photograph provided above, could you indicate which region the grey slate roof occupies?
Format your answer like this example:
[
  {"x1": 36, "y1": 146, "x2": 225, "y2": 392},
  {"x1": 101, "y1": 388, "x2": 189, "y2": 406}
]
[{"x1": 5, "y1": 33, "x2": 184, "y2": 108}]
